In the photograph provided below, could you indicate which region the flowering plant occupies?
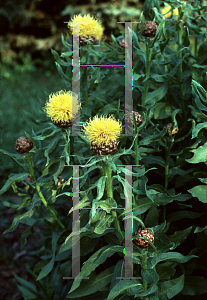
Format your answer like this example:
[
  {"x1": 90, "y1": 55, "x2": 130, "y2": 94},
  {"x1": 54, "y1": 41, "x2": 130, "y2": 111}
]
[{"x1": 1, "y1": 0, "x2": 207, "y2": 299}]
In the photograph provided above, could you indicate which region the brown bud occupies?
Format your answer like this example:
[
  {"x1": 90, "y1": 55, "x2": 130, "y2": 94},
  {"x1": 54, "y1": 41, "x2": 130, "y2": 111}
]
[
  {"x1": 125, "y1": 110, "x2": 143, "y2": 128},
  {"x1": 141, "y1": 21, "x2": 158, "y2": 38},
  {"x1": 119, "y1": 39, "x2": 128, "y2": 48},
  {"x1": 15, "y1": 136, "x2": 33, "y2": 154},
  {"x1": 133, "y1": 228, "x2": 154, "y2": 249}
]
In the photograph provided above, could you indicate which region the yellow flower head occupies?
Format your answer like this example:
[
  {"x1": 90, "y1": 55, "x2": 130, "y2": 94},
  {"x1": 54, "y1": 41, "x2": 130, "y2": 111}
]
[
  {"x1": 161, "y1": 6, "x2": 179, "y2": 19},
  {"x1": 82, "y1": 115, "x2": 122, "y2": 147},
  {"x1": 43, "y1": 90, "x2": 81, "y2": 123},
  {"x1": 68, "y1": 14, "x2": 104, "y2": 39}
]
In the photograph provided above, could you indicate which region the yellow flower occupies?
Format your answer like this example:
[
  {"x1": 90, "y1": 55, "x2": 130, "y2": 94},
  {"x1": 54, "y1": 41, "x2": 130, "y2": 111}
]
[
  {"x1": 82, "y1": 115, "x2": 122, "y2": 147},
  {"x1": 43, "y1": 90, "x2": 81, "y2": 123},
  {"x1": 161, "y1": 6, "x2": 179, "y2": 19},
  {"x1": 68, "y1": 14, "x2": 104, "y2": 39}
]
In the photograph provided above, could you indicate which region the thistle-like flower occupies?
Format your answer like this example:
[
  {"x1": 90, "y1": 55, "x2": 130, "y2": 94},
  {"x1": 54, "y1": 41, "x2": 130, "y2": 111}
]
[
  {"x1": 43, "y1": 90, "x2": 81, "y2": 128},
  {"x1": 82, "y1": 114, "x2": 122, "y2": 155},
  {"x1": 68, "y1": 14, "x2": 104, "y2": 45}
]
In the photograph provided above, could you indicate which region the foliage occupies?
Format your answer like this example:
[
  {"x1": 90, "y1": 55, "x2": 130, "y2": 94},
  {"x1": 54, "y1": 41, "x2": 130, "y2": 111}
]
[{"x1": 1, "y1": 0, "x2": 207, "y2": 299}]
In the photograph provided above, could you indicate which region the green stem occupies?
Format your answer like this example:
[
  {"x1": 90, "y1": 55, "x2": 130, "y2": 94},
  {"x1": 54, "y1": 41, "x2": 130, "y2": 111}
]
[
  {"x1": 101, "y1": 160, "x2": 123, "y2": 240},
  {"x1": 24, "y1": 153, "x2": 65, "y2": 230},
  {"x1": 141, "y1": 43, "x2": 152, "y2": 114},
  {"x1": 142, "y1": 252, "x2": 148, "y2": 292}
]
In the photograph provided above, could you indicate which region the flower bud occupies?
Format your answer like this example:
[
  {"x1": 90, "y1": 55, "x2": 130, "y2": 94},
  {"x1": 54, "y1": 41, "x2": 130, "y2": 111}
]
[
  {"x1": 133, "y1": 228, "x2": 154, "y2": 249},
  {"x1": 125, "y1": 110, "x2": 143, "y2": 128},
  {"x1": 119, "y1": 39, "x2": 128, "y2": 48},
  {"x1": 15, "y1": 136, "x2": 33, "y2": 154},
  {"x1": 164, "y1": 123, "x2": 178, "y2": 136},
  {"x1": 141, "y1": 21, "x2": 158, "y2": 38}
]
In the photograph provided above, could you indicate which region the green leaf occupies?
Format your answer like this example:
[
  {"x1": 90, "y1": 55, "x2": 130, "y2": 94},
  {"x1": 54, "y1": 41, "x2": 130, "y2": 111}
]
[
  {"x1": 14, "y1": 274, "x2": 40, "y2": 298},
  {"x1": 60, "y1": 51, "x2": 73, "y2": 59},
  {"x1": 131, "y1": 197, "x2": 153, "y2": 215},
  {"x1": 68, "y1": 267, "x2": 114, "y2": 298},
  {"x1": 130, "y1": 29, "x2": 145, "y2": 54},
  {"x1": 148, "y1": 253, "x2": 197, "y2": 269},
  {"x1": 0, "y1": 149, "x2": 24, "y2": 167},
  {"x1": 194, "y1": 225, "x2": 207, "y2": 234},
  {"x1": 44, "y1": 135, "x2": 61, "y2": 166},
  {"x1": 68, "y1": 194, "x2": 91, "y2": 215},
  {"x1": 156, "y1": 262, "x2": 176, "y2": 281},
  {"x1": 188, "y1": 185, "x2": 207, "y2": 203},
  {"x1": 94, "y1": 214, "x2": 115, "y2": 234},
  {"x1": 150, "y1": 53, "x2": 188, "y2": 82},
  {"x1": 181, "y1": 276, "x2": 207, "y2": 295},
  {"x1": 0, "y1": 173, "x2": 30, "y2": 195},
  {"x1": 37, "y1": 231, "x2": 64, "y2": 280},
  {"x1": 139, "y1": 128, "x2": 167, "y2": 146},
  {"x1": 183, "y1": 27, "x2": 190, "y2": 47},
  {"x1": 51, "y1": 48, "x2": 72, "y2": 66},
  {"x1": 21, "y1": 225, "x2": 35, "y2": 251},
  {"x1": 109, "y1": 260, "x2": 124, "y2": 291},
  {"x1": 186, "y1": 142, "x2": 207, "y2": 164},
  {"x1": 157, "y1": 274, "x2": 185, "y2": 299},
  {"x1": 33, "y1": 128, "x2": 59, "y2": 141},
  {"x1": 168, "y1": 211, "x2": 202, "y2": 222},
  {"x1": 4, "y1": 206, "x2": 35, "y2": 234},
  {"x1": 68, "y1": 245, "x2": 124, "y2": 294},
  {"x1": 90, "y1": 210, "x2": 105, "y2": 224},
  {"x1": 53, "y1": 158, "x2": 65, "y2": 184},
  {"x1": 95, "y1": 176, "x2": 106, "y2": 202},
  {"x1": 145, "y1": 206, "x2": 159, "y2": 227},
  {"x1": 142, "y1": 155, "x2": 166, "y2": 167},
  {"x1": 153, "y1": 102, "x2": 175, "y2": 119},
  {"x1": 98, "y1": 103, "x2": 119, "y2": 115},
  {"x1": 139, "y1": 269, "x2": 159, "y2": 296},
  {"x1": 145, "y1": 82, "x2": 168, "y2": 105},
  {"x1": 107, "y1": 279, "x2": 143, "y2": 300},
  {"x1": 168, "y1": 227, "x2": 192, "y2": 248},
  {"x1": 61, "y1": 33, "x2": 71, "y2": 50},
  {"x1": 191, "y1": 123, "x2": 207, "y2": 139},
  {"x1": 55, "y1": 62, "x2": 70, "y2": 81}
]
